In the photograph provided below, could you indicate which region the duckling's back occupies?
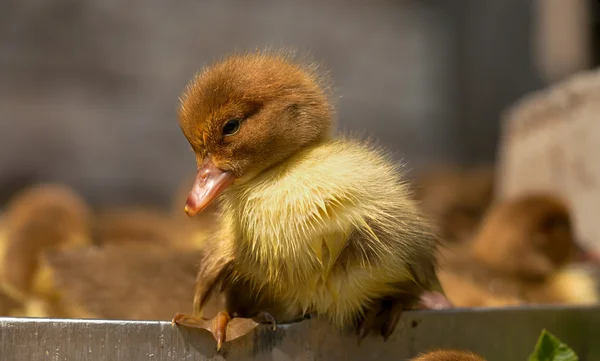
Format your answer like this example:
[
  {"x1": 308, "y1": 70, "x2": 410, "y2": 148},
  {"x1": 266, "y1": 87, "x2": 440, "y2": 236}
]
[{"x1": 223, "y1": 138, "x2": 440, "y2": 327}]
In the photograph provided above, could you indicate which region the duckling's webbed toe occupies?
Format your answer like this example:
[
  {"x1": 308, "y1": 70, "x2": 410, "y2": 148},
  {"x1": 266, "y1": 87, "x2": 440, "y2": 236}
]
[
  {"x1": 172, "y1": 311, "x2": 225, "y2": 350},
  {"x1": 172, "y1": 310, "x2": 276, "y2": 351}
]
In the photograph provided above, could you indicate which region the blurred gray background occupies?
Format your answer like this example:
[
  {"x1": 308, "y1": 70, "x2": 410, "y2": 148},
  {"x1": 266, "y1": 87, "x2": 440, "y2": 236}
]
[{"x1": 0, "y1": 0, "x2": 545, "y2": 208}]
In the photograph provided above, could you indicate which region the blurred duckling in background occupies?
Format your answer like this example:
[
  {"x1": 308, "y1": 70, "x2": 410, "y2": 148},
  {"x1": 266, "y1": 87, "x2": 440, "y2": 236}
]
[
  {"x1": 411, "y1": 350, "x2": 487, "y2": 361},
  {"x1": 0, "y1": 287, "x2": 21, "y2": 316},
  {"x1": 438, "y1": 193, "x2": 598, "y2": 307},
  {"x1": 171, "y1": 50, "x2": 444, "y2": 350},
  {"x1": 0, "y1": 183, "x2": 92, "y2": 316},
  {"x1": 414, "y1": 165, "x2": 494, "y2": 245},
  {"x1": 92, "y1": 206, "x2": 198, "y2": 250},
  {"x1": 0, "y1": 183, "x2": 211, "y2": 319},
  {"x1": 40, "y1": 244, "x2": 201, "y2": 320}
]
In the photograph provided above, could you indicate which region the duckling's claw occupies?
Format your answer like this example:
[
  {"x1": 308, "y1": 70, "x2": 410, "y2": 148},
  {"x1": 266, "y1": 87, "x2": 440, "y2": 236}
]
[
  {"x1": 380, "y1": 301, "x2": 403, "y2": 341},
  {"x1": 356, "y1": 298, "x2": 412, "y2": 344},
  {"x1": 356, "y1": 308, "x2": 378, "y2": 345},
  {"x1": 253, "y1": 311, "x2": 277, "y2": 331},
  {"x1": 213, "y1": 311, "x2": 230, "y2": 351},
  {"x1": 171, "y1": 313, "x2": 183, "y2": 327},
  {"x1": 172, "y1": 311, "x2": 231, "y2": 351}
]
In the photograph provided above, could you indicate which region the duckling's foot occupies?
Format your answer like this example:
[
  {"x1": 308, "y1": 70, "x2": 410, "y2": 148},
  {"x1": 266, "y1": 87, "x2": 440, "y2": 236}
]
[
  {"x1": 172, "y1": 311, "x2": 276, "y2": 351},
  {"x1": 356, "y1": 298, "x2": 407, "y2": 344},
  {"x1": 356, "y1": 292, "x2": 452, "y2": 343},
  {"x1": 417, "y1": 291, "x2": 453, "y2": 310}
]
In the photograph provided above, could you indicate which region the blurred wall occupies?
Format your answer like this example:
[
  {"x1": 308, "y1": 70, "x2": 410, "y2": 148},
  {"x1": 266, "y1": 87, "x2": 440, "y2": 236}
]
[
  {"x1": 452, "y1": 0, "x2": 544, "y2": 164},
  {"x1": 0, "y1": 0, "x2": 540, "y2": 208}
]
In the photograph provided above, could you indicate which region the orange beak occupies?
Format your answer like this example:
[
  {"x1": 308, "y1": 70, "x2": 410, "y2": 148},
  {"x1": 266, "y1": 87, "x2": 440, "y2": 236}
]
[{"x1": 184, "y1": 158, "x2": 235, "y2": 217}]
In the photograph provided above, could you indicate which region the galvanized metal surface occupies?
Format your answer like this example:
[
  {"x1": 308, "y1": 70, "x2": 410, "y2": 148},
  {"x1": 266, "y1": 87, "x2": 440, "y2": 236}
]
[{"x1": 1, "y1": 306, "x2": 599, "y2": 361}]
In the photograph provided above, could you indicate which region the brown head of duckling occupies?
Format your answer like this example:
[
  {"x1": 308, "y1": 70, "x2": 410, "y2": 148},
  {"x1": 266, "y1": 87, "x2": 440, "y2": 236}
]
[
  {"x1": 470, "y1": 193, "x2": 575, "y2": 279},
  {"x1": 411, "y1": 350, "x2": 487, "y2": 361},
  {"x1": 178, "y1": 52, "x2": 332, "y2": 215}
]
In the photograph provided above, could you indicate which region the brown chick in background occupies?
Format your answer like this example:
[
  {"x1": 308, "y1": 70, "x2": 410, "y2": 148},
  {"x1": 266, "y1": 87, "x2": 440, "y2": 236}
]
[
  {"x1": 0, "y1": 288, "x2": 21, "y2": 316},
  {"x1": 171, "y1": 50, "x2": 445, "y2": 351},
  {"x1": 41, "y1": 244, "x2": 201, "y2": 320},
  {"x1": 411, "y1": 350, "x2": 487, "y2": 361},
  {"x1": 438, "y1": 193, "x2": 598, "y2": 307},
  {"x1": 0, "y1": 183, "x2": 92, "y2": 316},
  {"x1": 92, "y1": 206, "x2": 196, "y2": 250},
  {"x1": 415, "y1": 165, "x2": 494, "y2": 245}
]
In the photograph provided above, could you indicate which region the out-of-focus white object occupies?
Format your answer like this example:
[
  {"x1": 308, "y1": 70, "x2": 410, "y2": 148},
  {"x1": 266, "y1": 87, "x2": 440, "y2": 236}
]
[
  {"x1": 497, "y1": 68, "x2": 600, "y2": 255},
  {"x1": 533, "y1": 0, "x2": 591, "y2": 83}
]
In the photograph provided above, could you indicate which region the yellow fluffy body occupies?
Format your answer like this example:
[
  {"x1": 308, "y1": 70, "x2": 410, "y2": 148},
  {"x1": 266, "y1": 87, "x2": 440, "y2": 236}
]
[
  {"x1": 543, "y1": 268, "x2": 598, "y2": 305},
  {"x1": 217, "y1": 138, "x2": 437, "y2": 327}
]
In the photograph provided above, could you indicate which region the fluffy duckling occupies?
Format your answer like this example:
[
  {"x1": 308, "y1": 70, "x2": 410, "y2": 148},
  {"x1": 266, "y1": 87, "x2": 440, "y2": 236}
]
[
  {"x1": 171, "y1": 51, "x2": 443, "y2": 350},
  {"x1": 438, "y1": 193, "x2": 598, "y2": 307},
  {"x1": 40, "y1": 244, "x2": 201, "y2": 320},
  {"x1": 415, "y1": 165, "x2": 495, "y2": 245},
  {"x1": 411, "y1": 350, "x2": 487, "y2": 361},
  {"x1": 0, "y1": 184, "x2": 91, "y2": 313}
]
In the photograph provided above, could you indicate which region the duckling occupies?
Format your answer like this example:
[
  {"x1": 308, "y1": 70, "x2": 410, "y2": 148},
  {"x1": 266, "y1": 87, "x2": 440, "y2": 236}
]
[
  {"x1": 411, "y1": 350, "x2": 487, "y2": 361},
  {"x1": 171, "y1": 51, "x2": 442, "y2": 350},
  {"x1": 438, "y1": 193, "x2": 598, "y2": 307},
  {"x1": 0, "y1": 183, "x2": 92, "y2": 316},
  {"x1": 41, "y1": 244, "x2": 201, "y2": 320}
]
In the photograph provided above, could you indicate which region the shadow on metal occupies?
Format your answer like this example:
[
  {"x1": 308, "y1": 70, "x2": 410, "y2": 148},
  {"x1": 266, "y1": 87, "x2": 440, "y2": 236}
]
[{"x1": 0, "y1": 305, "x2": 599, "y2": 361}]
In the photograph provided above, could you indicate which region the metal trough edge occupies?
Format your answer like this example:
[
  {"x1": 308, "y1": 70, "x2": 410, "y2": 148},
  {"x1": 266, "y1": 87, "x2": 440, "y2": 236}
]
[{"x1": 1, "y1": 306, "x2": 599, "y2": 361}]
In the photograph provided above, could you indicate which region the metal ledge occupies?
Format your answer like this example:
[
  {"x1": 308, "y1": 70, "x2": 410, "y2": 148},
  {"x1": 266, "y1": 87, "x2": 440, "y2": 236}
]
[{"x1": 1, "y1": 306, "x2": 599, "y2": 361}]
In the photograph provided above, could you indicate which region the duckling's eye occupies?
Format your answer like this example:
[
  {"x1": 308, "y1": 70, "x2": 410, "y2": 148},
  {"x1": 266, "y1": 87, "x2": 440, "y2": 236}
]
[{"x1": 223, "y1": 119, "x2": 241, "y2": 136}]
